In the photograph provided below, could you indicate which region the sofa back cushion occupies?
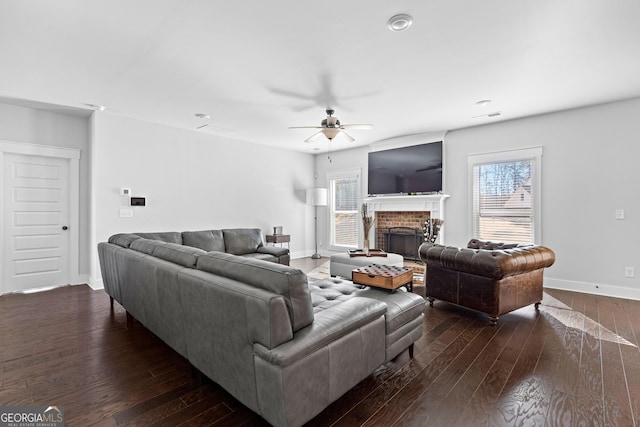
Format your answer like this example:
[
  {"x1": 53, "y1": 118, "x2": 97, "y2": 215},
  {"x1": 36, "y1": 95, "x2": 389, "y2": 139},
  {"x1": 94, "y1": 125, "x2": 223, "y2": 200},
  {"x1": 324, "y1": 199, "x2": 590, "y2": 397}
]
[
  {"x1": 134, "y1": 231, "x2": 183, "y2": 244},
  {"x1": 108, "y1": 233, "x2": 142, "y2": 248},
  {"x1": 223, "y1": 228, "x2": 263, "y2": 255},
  {"x1": 196, "y1": 252, "x2": 314, "y2": 332},
  {"x1": 467, "y1": 239, "x2": 524, "y2": 250},
  {"x1": 183, "y1": 230, "x2": 226, "y2": 252},
  {"x1": 130, "y1": 239, "x2": 205, "y2": 268}
]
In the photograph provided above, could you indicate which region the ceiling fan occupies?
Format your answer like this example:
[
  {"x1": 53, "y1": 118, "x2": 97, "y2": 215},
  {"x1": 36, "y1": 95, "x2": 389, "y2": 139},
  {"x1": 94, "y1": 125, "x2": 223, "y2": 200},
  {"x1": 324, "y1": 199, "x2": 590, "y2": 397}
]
[{"x1": 289, "y1": 109, "x2": 373, "y2": 143}]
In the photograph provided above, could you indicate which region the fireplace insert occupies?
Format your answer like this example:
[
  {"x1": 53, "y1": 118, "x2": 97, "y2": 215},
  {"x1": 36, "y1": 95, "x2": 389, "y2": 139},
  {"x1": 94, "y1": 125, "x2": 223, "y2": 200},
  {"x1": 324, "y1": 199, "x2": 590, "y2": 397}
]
[{"x1": 376, "y1": 227, "x2": 424, "y2": 262}]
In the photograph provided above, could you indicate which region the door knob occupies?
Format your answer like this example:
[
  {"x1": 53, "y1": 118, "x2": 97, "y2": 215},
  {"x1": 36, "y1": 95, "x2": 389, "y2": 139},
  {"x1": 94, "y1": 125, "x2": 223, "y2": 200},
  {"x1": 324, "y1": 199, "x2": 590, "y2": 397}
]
[{"x1": 62, "y1": 226, "x2": 68, "y2": 230}]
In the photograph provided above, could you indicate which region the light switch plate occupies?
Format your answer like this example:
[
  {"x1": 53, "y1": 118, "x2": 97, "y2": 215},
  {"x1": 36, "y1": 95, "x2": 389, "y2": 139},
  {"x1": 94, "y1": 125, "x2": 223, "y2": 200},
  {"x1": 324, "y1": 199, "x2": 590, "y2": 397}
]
[{"x1": 615, "y1": 209, "x2": 625, "y2": 220}]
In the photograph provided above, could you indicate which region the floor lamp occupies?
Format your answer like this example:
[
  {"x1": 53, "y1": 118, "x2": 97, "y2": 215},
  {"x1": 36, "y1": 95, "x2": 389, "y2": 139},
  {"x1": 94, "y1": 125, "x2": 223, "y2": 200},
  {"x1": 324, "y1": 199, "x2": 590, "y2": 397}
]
[{"x1": 306, "y1": 188, "x2": 327, "y2": 259}]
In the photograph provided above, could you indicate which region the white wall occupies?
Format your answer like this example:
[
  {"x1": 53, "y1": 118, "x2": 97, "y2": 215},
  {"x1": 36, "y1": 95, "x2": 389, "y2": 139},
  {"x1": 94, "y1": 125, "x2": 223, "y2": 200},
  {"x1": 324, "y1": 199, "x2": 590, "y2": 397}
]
[
  {"x1": 445, "y1": 97, "x2": 640, "y2": 300},
  {"x1": 89, "y1": 113, "x2": 316, "y2": 287},
  {"x1": 313, "y1": 146, "x2": 370, "y2": 254},
  {"x1": 315, "y1": 97, "x2": 640, "y2": 300},
  {"x1": 0, "y1": 102, "x2": 91, "y2": 278}
]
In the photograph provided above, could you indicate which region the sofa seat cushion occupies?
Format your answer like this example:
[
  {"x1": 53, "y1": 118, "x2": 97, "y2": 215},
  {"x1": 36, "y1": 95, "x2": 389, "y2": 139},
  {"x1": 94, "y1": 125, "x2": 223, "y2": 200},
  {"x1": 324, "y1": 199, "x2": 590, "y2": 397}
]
[
  {"x1": 196, "y1": 252, "x2": 314, "y2": 332},
  {"x1": 183, "y1": 230, "x2": 226, "y2": 252},
  {"x1": 308, "y1": 278, "x2": 364, "y2": 311},
  {"x1": 129, "y1": 239, "x2": 205, "y2": 268},
  {"x1": 222, "y1": 228, "x2": 263, "y2": 255},
  {"x1": 239, "y1": 252, "x2": 278, "y2": 262}
]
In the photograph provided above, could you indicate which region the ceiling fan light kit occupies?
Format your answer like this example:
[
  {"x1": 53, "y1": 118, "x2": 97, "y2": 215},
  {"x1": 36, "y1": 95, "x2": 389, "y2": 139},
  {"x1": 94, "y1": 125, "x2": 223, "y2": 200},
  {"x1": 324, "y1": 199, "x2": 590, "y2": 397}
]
[
  {"x1": 289, "y1": 108, "x2": 373, "y2": 143},
  {"x1": 322, "y1": 128, "x2": 340, "y2": 140}
]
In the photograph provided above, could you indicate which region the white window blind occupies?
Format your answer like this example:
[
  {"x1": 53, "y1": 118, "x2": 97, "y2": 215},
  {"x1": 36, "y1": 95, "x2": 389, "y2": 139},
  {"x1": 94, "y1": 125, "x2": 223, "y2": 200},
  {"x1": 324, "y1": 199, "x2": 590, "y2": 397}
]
[
  {"x1": 470, "y1": 147, "x2": 542, "y2": 244},
  {"x1": 328, "y1": 170, "x2": 360, "y2": 249}
]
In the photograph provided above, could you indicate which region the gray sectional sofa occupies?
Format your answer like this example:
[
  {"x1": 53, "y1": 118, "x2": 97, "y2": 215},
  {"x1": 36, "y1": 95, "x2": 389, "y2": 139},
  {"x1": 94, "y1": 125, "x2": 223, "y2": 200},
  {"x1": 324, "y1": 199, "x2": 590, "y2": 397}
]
[{"x1": 98, "y1": 228, "x2": 425, "y2": 427}]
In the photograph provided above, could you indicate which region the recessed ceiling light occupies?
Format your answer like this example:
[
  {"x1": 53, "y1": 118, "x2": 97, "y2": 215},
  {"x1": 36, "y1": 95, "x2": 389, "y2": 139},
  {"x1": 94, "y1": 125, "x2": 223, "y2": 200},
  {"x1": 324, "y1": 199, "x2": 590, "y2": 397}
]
[
  {"x1": 387, "y1": 14, "x2": 413, "y2": 32},
  {"x1": 84, "y1": 103, "x2": 106, "y2": 111},
  {"x1": 195, "y1": 113, "x2": 210, "y2": 119},
  {"x1": 475, "y1": 100, "x2": 492, "y2": 107}
]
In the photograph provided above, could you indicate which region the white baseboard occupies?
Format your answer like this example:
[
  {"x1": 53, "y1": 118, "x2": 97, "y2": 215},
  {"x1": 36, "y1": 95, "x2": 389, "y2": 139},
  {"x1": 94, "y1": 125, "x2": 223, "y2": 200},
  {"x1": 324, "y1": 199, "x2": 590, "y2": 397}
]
[
  {"x1": 72, "y1": 273, "x2": 90, "y2": 286},
  {"x1": 291, "y1": 250, "x2": 333, "y2": 260},
  {"x1": 88, "y1": 277, "x2": 104, "y2": 290},
  {"x1": 545, "y1": 277, "x2": 640, "y2": 301}
]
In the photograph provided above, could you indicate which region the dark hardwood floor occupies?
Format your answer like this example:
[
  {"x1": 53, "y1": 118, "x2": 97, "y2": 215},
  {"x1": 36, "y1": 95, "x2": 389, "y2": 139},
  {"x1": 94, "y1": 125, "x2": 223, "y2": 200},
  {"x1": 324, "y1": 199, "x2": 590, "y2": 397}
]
[{"x1": 1, "y1": 257, "x2": 639, "y2": 426}]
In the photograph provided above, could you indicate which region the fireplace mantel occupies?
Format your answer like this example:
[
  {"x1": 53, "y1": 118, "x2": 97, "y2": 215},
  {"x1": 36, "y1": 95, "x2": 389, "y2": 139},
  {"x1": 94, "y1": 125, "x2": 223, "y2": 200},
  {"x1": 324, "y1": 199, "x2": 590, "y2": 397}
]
[
  {"x1": 364, "y1": 194, "x2": 450, "y2": 218},
  {"x1": 365, "y1": 194, "x2": 450, "y2": 245}
]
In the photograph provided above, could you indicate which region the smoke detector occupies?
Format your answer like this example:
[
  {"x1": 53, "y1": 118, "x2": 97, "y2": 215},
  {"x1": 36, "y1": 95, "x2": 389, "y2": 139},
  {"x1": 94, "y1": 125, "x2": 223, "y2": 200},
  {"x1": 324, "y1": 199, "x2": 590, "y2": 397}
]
[{"x1": 387, "y1": 14, "x2": 413, "y2": 32}]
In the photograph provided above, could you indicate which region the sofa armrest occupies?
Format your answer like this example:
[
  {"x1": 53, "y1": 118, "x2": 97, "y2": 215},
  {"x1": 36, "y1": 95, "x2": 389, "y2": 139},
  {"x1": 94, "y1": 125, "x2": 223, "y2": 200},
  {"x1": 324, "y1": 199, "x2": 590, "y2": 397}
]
[
  {"x1": 254, "y1": 297, "x2": 386, "y2": 367},
  {"x1": 256, "y1": 245, "x2": 289, "y2": 257}
]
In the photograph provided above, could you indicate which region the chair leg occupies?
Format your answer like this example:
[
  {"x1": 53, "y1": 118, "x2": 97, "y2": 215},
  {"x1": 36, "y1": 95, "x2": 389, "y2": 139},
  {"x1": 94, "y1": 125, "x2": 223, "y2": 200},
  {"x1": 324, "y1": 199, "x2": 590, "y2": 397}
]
[
  {"x1": 488, "y1": 315, "x2": 498, "y2": 326},
  {"x1": 110, "y1": 296, "x2": 114, "y2": 310},
  {"x1": 535, "y1": 302, "x2": 541, "y2": 311},
  {"x1": 427, "y1": 296, "x2": 435, "y2": 306},
  {"x1": 408, "y1": 343, "x2": 414, "y2": 359}
]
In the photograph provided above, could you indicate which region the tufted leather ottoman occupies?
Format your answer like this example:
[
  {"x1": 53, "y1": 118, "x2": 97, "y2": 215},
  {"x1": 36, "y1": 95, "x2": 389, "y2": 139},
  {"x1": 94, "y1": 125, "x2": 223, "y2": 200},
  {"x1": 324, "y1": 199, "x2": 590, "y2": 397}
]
[
  {"x1": 308, "y1": 277, "x2": 425, "y2": 361},
  {"x1": 329, "y1": 252, "x2": 404, "y2": 279}
]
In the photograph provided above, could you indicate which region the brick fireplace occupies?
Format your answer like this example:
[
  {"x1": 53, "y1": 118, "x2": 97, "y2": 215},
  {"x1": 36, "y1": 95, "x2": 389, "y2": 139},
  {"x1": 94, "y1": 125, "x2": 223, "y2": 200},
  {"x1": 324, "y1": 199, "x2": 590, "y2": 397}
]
[
  {"x1": 364, "y1": 194, "x2": 449, "y2": 277},
  {"x1": 375, "y1": 211, "x2": 429, "y2": 261}
]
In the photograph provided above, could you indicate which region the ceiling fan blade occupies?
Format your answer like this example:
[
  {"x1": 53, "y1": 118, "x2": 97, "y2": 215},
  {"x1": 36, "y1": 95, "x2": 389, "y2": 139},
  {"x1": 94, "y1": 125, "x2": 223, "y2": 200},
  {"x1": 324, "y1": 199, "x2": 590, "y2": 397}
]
[
  {"x1": 340, "y1": 131, "x2": 355, "y2": 142},
  {"x1": 341, "y1": 124, "x2": 373, "y2": 130},
  {"x1": 304, "y1": 131, "x2": 324, "y2": 143},
  {"x1": 288, "y1": 126, "x2": 322, "y2": 129},
  {"x1": 269, "y1": 87, "x2": 315, "y2": 101}
]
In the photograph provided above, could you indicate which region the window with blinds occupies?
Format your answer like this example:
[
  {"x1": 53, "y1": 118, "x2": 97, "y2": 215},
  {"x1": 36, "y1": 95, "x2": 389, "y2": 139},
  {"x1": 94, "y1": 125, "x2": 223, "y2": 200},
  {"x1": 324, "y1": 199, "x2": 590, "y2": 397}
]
[
  {"x1": 472, "y1": 158, "x2": 536, "y2": 244},
  {"x1": 328, "y1": 170, "x2": 360, "y2": 249}
]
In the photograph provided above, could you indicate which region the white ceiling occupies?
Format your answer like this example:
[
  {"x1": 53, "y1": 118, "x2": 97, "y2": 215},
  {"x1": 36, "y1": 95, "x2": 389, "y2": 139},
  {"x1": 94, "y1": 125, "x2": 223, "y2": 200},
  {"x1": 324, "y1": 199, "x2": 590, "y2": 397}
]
[{"x1": 2, "y1": 0, "x2": 640, "y2": 153}]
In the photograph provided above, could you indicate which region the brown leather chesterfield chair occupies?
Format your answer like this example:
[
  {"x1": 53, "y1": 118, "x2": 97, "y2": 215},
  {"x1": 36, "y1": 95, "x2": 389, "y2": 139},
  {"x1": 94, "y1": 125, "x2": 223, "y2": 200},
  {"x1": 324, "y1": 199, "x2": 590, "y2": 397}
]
[{"x1": 418, "y1": 239, "x2": 555, "y2": 325}]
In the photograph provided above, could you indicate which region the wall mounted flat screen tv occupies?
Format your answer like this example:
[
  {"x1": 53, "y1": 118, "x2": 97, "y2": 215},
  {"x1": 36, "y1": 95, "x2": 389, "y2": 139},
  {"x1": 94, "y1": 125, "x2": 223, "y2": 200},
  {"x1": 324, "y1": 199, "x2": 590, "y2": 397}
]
[{"x1": 368, "y1": 141, "x2": 443, "y2": 195}]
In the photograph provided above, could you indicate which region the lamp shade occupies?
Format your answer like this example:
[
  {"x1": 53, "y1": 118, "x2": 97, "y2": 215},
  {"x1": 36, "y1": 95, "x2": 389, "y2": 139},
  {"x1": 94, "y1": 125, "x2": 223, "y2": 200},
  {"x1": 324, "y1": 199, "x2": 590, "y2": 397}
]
[{"x1": 306, "y1": 188, "x2": 327, "y2": 206}]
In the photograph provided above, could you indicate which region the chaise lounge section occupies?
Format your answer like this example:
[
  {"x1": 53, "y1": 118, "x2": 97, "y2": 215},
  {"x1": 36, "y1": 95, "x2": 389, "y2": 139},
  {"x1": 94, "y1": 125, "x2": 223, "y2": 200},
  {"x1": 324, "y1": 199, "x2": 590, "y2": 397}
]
[{"x1": 98, "y1": 229, "x2": 425, "y2": 427}]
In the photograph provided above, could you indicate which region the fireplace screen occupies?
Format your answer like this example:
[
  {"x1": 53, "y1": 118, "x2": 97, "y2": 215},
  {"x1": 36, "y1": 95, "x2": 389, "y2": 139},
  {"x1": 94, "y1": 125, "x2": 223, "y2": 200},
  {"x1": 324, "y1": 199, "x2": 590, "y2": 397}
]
[{"x1": 376, "y1": 227, "x2": 424, "y2": 261}]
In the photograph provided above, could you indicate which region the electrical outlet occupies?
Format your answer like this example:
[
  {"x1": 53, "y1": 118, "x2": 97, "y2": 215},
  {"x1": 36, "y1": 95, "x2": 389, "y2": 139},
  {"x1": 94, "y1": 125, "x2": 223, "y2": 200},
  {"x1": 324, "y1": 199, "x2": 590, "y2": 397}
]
[
  {"x1": 616, "y1": 209, "x2": 625, "y2": 220},
  {"x1": 625, "y1": 267, "x2": 635, "y2": 278}
]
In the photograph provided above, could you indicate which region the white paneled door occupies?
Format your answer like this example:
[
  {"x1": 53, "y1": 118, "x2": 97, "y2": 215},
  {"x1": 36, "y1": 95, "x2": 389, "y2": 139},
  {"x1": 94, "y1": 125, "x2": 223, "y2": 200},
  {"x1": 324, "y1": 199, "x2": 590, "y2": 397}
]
[{"x1": 2, "y1": 153, "x2": 70, "y2": 293}]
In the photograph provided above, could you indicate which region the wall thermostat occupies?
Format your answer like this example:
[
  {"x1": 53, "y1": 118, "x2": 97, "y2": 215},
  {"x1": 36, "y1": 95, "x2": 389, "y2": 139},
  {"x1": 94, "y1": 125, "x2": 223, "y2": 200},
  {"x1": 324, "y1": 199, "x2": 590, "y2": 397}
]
[{"x1": 130, "y1": 197, "x2": 146, "y2": 206}]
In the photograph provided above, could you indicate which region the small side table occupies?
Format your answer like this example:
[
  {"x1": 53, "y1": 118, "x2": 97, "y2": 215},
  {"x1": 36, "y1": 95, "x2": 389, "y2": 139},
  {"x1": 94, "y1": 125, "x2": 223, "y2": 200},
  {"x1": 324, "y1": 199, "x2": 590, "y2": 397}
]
[
  {"x1": 352, "y1": 264, "x2": 414, "y2": 293},
  {"x1": 266, "y1": 234, "x2": 290, "y2": 249}
]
